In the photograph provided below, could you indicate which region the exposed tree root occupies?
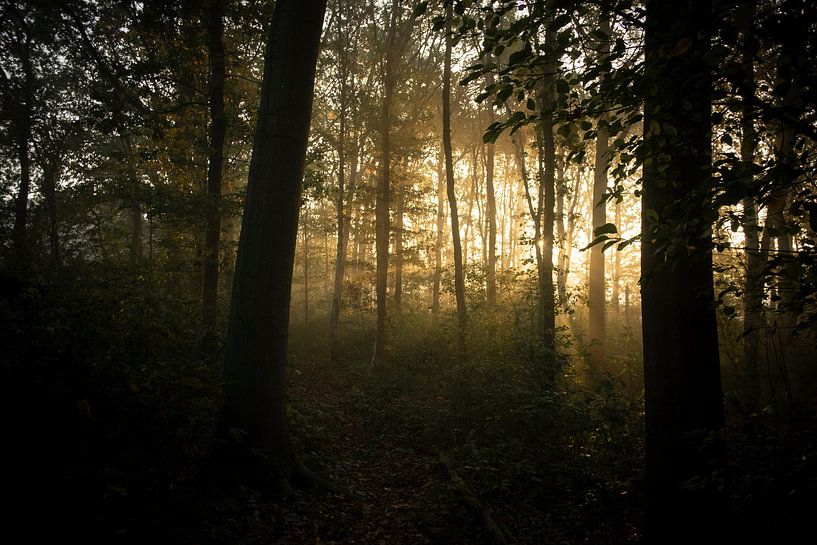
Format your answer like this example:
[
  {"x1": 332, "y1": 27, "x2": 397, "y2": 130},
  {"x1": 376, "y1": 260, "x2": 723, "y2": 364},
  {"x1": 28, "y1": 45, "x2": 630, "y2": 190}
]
[{"x1": 437, "y1": 450, "x2": 515, "y2": 545}]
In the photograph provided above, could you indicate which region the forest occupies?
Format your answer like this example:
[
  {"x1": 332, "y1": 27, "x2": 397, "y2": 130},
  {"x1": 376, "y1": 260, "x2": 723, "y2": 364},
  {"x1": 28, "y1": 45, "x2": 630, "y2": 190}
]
[{"x1": 1, "y1": 0, "x2": 816, "y2": 543}]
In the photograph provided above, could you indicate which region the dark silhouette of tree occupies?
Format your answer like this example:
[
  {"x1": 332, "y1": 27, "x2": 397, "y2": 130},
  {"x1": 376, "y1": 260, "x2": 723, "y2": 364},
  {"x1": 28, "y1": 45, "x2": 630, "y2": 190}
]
[
  {"x1": 220, "y1": 0, "x2": 327, "y2": 491},
  {"x1": 641, "y1": 0, "x2": 728, "y2": 541}
]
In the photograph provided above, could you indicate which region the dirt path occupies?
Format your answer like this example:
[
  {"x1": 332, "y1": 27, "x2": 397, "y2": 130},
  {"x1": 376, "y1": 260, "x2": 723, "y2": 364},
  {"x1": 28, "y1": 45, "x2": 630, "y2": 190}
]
[{"x1": 264, "y1": 376, "x2": 494, "y2": 544}]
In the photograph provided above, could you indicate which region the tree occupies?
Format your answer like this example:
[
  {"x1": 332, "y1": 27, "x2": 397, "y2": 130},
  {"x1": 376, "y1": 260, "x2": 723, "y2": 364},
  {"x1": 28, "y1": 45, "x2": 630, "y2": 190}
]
[
  {"x1": 202, "y1": 0, "x2": 227, "y2": 340},
  {"x1": 220, "y1": 0, "x2": 327, "y2": 490},
  {"x1": 641, "y1": 0, "x2": 728, "y2": 541},
  {"x1": 588, "y1": 12, "x2": 611, "y2": 375},
  {"x1": 374, "y1": 0, "x2": 400, "y2": 367},
  {"x1": 442, "y1": 0, "x2": 467, "y2": 362}
]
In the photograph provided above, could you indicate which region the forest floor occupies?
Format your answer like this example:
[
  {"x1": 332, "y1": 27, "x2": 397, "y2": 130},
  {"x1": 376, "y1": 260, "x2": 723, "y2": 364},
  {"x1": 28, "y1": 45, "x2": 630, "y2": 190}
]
[{"x1": 157, "y1": 354, "x2": 643, "y2": 545}]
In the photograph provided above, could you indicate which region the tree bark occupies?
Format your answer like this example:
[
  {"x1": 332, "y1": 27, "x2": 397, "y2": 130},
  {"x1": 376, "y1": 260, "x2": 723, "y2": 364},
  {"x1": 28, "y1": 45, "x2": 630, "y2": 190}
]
[
  {"x1": 221, "y1": 0, "x2": 326, "y2": 489},
  {"x1": 485, "y1": 105, "x2": 497, "y2": 311},
  {"x1": 443, "y1": 2, "x2": 467, "y2": 362},
  {"x1": 374, "y1": 0, "x2": 399, "y2": 366},
  {"x1": 588, "y1": 13, "x2": 611, "y2": 375},
  {"x1": 433, "y1": 145, "x2": 445, "y2": 317},
  {"x1": 12, "y1": 33, "x2": 33, "y2": 263},
  {"x1": 202, "y1": 0, "x2": 227, "y2": 337},
  {"x1": 641, "y1": 1, "x2": 728, "y2": 541},
  {"x1": 738, "y1": 0, "x2": 762, "y2": 410}
]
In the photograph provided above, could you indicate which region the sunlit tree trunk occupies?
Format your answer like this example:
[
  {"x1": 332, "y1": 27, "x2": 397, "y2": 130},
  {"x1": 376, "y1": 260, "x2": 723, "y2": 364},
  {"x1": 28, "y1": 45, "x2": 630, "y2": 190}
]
[
  {"x1": 394, "y1": 173, "x2": 404, "y2": 314},
  {"x1": 221, "y1": 0, "x2": 326, "y2": 489},
  {"x1": 556, "y1": 158, "x2": 568, "y2": 307},
  {"x1": 611, "y1": 199, "x2": 621, "y2": 317},
  {"x1": 443, "y1": 2, "x2": 467, "y2": 362},
  {"x1": 641, "y1": 0, "x2": 728, "y2": 541},
  {"x1": 202, "y1": 0, "x2": 227, "y2": 338},
  {"x1": 433, "y1": 146, "x2": 444, "y2": 317},
  {"x1": 588, "y1": 13, "x2": 611, "y2": 375},
  {"x1": 535, "y1": 28, "x2": 557, "y2": 364},
  {"x1": 485, "y1": 96, "x2": 497, "y2": 311}
]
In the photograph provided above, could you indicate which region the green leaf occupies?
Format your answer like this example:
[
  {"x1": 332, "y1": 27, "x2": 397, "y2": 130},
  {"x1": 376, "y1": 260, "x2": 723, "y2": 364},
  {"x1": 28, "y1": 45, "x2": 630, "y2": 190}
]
[{"x1": 594, "y1": 223, "x2": 618, "y2": 236}]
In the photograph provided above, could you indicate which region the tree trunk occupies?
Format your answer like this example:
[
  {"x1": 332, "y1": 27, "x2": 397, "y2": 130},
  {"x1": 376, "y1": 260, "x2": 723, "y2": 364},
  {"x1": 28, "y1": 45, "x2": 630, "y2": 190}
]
[
  {"x1": 485, "y1": 109, "x2": 497, "y2": 311},
  {"x1": 303, "y1": 219, "x2": 309, "y2": 328},
  {"x1": 121, "y1": 135, "x2": 143, "y2": 265},
  {"x1": 641, "y1": 1, "x2": 728, "y2": 541},
  {"x1": 12, "y1": 35, "x2": 33, "y2": 263},
  {"x1": 433, "y1": 146, "x2": 445, "y2": 317},
  {"x1": 443, "y1": 2, "x2": 467, "y2": 362},
  {"x1": 588, "y1": 14, "x2": 611, "y2": 375},
  {"x1": 394, "y1": 173, "x2": 404, "y2": 314},
  {"x1": 374, "y1": 0, "x2": 399, "y2": 367},
  {"x1": 556, "y1": 158, "x2": 567, "y2": 307},
  {"x1": 41, "y1": 153, "x2": 62, "y2": 268},
  {"x1": 221, "y1": 0, "x2": 326, "y2": 489},
  {"x1": 535, "y1": 30, "x2": 557, "y2": 363},
  {"x1": 202, "y1": 0, "x2": 227, "y2": 337},
  {"x1": 738, "y1": 0, "x2": 762, "y2": 410},
  {"x1": 611, "y1": 199, "x2": 621, "y2": 316}
]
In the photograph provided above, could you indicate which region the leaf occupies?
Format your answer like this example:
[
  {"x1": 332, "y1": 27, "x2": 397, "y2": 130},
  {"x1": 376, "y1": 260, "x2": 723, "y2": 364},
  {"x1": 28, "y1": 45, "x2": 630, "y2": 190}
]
[
  {"x1": 594, "y1": 223, "x2": 618, "y2": 236},
  {"x1": 412, "y1": 2, "x2": 428, "y2": 18},
  {"x1": 670, "y1": 37, "x2": 692, "y2": 56},
  {"x1": 556, "y1": 78, "x2": 570, "y2": 95}
]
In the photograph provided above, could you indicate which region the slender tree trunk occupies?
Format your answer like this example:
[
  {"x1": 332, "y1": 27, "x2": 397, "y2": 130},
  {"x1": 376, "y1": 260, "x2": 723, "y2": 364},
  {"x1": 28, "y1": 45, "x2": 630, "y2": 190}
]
[
  {"x1": 556, "y1": 159, "x2": 568, "y2": 307},
  {"x1": 121, "y1": 135, "x2": 143, "y2": 265},
  {"x1": 202, "y1": 0, "x2": 227, "y2": 337},
  {"x1": 374, "y1": 0, "x2": 399, "y2": 366},
  {"x1": 41, "y1": 154, "x2": 62, "y2": 268},
  {"x1": 433, "y1": 147, "x2": 445, "y2": 317},
  {"x1": 303, "y1": 220, "x2": 309, "y2": 328},
  {"x1": 642, "y1": 1, "x2": 728, "y2": 541},
  {"x1": 486, "y1": 111, "x2": 497, "y2": 311},
  {"x1": 611, "y1": 199, "x2": 621, "y2": 316},
  {"x1": 12, "y1": 36, "x2": 33, "y2": 263},
  {"x1": 536, "y1": 33, "x2": 557, "y2": 363},
  {"x1": 443, "y1": 3, "x2": 467, "y2": 362},
  {"x1": 394, "y1": 174, "x2": 404, "y2": 314},
  {"x1": 588, "y1": 14, "x2": 611, "y2": 375},
  {"x1": 738, "y1": 1, "x2": 762, "y2": 410},
  {"x1": 329, "y1": 111, "x2": 358, "y2": 362},
  {"x1": 221, "y1": 0, "x2": 326, "y2": 489}
]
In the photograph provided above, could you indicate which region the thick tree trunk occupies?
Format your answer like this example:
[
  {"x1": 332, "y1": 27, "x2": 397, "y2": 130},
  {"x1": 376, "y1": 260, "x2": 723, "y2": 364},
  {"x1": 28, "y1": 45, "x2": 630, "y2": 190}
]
[
  {"x1": 202, "y1": 0, "x2": 227, "y2": 337},
  {"x1": 443, "y1": 3, "x2": 467, "y2": 362},
  {"x1": 221, "y1": 0, "x2": 326, "y2": 489},
  {"x1": 642, "y1": 1, "x2": 728, "y2": 542},
  {"x1": 588, "y1": 14, "x2": 611, "y2": 375}
]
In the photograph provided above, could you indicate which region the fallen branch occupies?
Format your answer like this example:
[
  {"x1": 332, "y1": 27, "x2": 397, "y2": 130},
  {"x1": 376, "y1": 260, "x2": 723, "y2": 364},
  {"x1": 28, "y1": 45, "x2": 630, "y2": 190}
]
[{"x1": 437, "y1": 450, "x2": 514, "y2": 545}]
